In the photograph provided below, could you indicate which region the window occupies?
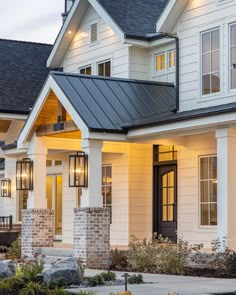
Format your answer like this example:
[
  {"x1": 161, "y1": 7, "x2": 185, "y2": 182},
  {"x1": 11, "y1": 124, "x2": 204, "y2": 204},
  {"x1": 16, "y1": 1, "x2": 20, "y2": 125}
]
[
  {"x1": 18, "y1": 191, "x2": 28, "y2": 221},
  {"x1": 98, "y1": 60, "x2": 111, "y2": 77},
  {"x1": 201, "y1": 28, "x2": 220, "y2": 95},
  {"x1": 199, "y1": 156, "x2": 217, "y2": 226},
  {"x1": 230, "y1": 23, "x2": 236, "y2": 89},
  {"x1": 168, "y1": 50, "x2": 176, "y2": 69},
  {"x1": 80, "y1": 65, "x2": 92, "y2": 75},
  {"x1": 154, "y1": 145, "x2": 177, "y2": 162},
  {"x1": 90, "y1": 23, "x2": 98, "y2": 43},
  {"x1": 102, "y1": 165, "x2": 112, "y2": 222},
  {"x1": 155, "y1": 53, "x2": 166, "y2": 71}
]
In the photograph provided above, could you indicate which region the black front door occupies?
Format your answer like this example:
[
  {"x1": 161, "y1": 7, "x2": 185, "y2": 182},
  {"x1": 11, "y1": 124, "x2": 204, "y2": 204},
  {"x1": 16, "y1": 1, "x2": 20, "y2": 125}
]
[{"x1": 154, "y1": 165, "x2": 177, "y2": 242}]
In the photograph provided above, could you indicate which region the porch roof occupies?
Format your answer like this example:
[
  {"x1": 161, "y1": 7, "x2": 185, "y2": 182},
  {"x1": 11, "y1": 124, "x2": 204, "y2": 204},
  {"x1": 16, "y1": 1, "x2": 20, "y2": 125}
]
[{"x1": 51, "y1": 72, "x2": 176, "y2": 133}]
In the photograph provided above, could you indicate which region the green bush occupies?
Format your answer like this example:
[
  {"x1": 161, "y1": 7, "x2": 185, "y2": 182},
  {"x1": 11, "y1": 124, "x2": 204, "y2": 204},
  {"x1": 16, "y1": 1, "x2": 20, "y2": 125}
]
[
  {"x1": 48, "y1": 278, "x2": 67, "y2": 289},
  {"x1": 128, "y1": 274, "x2": 143, "y2": 284},
  {"x1": 6, "y1": 237, "x2": 21, "y2": 260},
  {"x1": 17, "y1": 255, "x2": 44, "y2": 281},
  {"x1": 48, "y1": 288, "x2": 71, "y2": 295},
  {"x1": 110, "y1": 249, "x2": 128, "y2": 270},
  {"x1": 76, "y1": 291, "x2": 95, "y2": 295},
  {"x1": 100, "y1": 271, "x2": 116, "y2": 281},
  {"x1": 0, "y1": 276, "x2": 26, "y2": 293},
  {"x1": 87, "y1": 274, "x2": 104, "y2": 287},
  {"x1": 19, "y1": 281, "x2": 47, "y2": 295}
]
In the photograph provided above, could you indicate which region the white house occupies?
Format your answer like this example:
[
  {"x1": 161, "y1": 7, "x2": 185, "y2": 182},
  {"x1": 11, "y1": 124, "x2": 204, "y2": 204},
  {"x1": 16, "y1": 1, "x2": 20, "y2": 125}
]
[{"x1": 2, "y1": 0, "x2": 236, "y2": 267}]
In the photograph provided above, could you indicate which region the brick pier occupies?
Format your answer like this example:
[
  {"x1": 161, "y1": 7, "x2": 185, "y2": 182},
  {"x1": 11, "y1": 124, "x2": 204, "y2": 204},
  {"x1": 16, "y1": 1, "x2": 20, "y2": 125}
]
[
  {"x1": 21, "y1": 209, "x2": 54, "y2": 257},
  {"x1": 74, "y1": 207, "x2": 110, "y2": 269}
]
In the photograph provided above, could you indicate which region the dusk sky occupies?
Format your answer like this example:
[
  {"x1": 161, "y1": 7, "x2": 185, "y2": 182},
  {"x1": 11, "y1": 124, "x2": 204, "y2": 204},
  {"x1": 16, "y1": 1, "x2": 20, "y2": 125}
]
[{"x1": 0, "y1": 0, "x2": 65, "y2": 44}]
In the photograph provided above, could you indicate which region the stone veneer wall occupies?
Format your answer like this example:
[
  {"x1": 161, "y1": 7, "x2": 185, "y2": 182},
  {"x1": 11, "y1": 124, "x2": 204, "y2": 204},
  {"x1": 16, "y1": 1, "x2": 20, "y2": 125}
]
[
  {"x1": 21, "y1": 209, "x2": 54, "y2": 257},
  {"x1": 74, "y1": 207, "x2": 110, "y2": 269}
]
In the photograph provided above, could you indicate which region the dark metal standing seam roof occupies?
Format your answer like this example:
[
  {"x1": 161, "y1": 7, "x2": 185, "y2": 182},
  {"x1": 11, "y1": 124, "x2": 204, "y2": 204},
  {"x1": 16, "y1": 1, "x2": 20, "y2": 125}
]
[
  {"x1": 0, "y1": 39, "x2": 52, "y2": 114},
  {"x1": 97, "y1": 0, "x2": 170, "y2": 38},
  {"x1": 51, "y1": 72, "x2": 176, "y2": 133}
]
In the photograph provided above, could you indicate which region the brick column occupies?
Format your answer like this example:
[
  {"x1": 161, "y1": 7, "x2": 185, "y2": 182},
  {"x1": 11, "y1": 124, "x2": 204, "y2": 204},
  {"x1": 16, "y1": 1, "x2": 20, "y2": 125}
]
[
  {"x1": 74, "y1": 208, "x2": 110, "y2": 269},
  {"x1": 21, "y1": 209, "x2": 54, "y2": 257}
]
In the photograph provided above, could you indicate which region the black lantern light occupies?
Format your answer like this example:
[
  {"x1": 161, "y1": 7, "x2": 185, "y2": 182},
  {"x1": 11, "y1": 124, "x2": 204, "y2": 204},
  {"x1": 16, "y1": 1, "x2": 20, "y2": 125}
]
[
  {"x1": 69, "y1": 152, "x2": 88, "y2": 187},
  {"x1": 16, "y1": 158, "x2": 33, "y2": 190},
  {"x1": 1, "y1": 179, "x2": 11, "y2": 198}
]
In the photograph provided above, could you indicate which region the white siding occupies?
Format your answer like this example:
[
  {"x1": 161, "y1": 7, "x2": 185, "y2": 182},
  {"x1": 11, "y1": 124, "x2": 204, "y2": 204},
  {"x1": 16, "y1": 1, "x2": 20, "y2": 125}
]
[
  {"x1": 178, "y1": 132, "x2": 217, "y2": 247},
  {"x1": 62, "y1": 5, "x2": 130, "y2": 78},
  {"x1": 129, "y1": 47, "x2": 149, "y2": 80},
  {"x1": 177, "y1": 0, "x2": 236, "y2": 111}
]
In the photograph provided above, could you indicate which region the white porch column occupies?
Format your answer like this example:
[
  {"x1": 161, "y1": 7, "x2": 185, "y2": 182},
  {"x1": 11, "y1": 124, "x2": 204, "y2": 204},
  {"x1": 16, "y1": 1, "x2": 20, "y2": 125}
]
[
  {"x1": 27, "y1": 135, "x2": 47, "y2": 209},
  {"x1": 216, "y1": 128, "x2": 236, "y2": 250},
  {"x1": 80, "y1": 139, "x2": 103, "y2": 207}
]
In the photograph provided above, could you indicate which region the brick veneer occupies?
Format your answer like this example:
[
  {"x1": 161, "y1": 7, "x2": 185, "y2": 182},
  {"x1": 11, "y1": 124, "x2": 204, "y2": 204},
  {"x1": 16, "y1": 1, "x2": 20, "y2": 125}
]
[
  {"x1": 21, "y1": 209, "x2": 54, "y2": 257},
  {"x1": 74, "y1": 207, "x2": 110, "y2": 269}
]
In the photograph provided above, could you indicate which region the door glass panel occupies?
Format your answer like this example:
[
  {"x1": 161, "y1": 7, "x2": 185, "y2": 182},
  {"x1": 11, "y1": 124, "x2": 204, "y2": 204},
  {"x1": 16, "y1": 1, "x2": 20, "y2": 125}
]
[
  {"x1": 46, "y1": 177, "x2": 53, "y2": 209},
  {"x1": 18, "y1": 191, "x2": 28, "y2": 221},
  {"x1": 161, "y1": 170, "x2": 175, "y2": 222}
]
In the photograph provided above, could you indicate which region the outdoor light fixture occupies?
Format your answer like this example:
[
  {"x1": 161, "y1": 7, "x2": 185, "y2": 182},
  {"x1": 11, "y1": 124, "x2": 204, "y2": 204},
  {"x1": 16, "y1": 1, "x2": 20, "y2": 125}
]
[
  {"x1": 1, "y1": 179, "x2": 11, "y2": 198},
  {"x1": 16, "y1": 158, "x2": 33, "y2": 191},
  {"x1": 122, "y1": 273, "x2": 130, "y2": 291},
  {"x1": 69, "y1": 151, "x2": 88, "y2": 187}
]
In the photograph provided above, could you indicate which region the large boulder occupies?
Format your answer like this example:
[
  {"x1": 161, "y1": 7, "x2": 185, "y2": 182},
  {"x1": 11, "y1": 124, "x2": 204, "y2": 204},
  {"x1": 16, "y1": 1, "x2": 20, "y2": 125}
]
[
  {"x1": 43, "y1": 257, "x2": 83, "y2": 286},
  {"x1": 0, "y1": 260, "x2": 15, "y2": 278}
]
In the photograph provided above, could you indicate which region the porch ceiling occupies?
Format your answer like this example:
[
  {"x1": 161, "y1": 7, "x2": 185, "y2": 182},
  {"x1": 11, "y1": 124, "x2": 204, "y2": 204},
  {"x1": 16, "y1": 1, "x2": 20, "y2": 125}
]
[{"x1": 0, "y1": 119, "x2": 11, "y2": 133}]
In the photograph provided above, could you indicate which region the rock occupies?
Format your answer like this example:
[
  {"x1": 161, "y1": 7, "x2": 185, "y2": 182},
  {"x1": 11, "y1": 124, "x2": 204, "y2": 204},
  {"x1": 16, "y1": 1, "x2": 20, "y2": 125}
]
[
  {"x1": 0, "y1": 260, "x2": 15, "y2": 278},
  {"x1": 42, "y1": 257, "x2": 84, "y2": 286}
]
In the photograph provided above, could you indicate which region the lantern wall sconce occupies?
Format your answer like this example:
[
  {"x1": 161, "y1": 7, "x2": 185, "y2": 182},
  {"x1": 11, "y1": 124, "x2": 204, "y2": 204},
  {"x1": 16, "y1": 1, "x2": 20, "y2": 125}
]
[
  {"x1": 16, "y1": 158, "x2": 33, "y2": 191},
  {"x1": 1, "y1": 179, "x2": 11, "y2": 198},
  {"x1": 69, "y1": 151, "x2": 88, "y2": 188}
]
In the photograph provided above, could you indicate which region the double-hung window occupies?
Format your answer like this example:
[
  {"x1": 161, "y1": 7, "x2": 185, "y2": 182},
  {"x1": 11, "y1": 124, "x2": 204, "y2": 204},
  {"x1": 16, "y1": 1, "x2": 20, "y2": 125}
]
[
  {"x1": 98, "y1": 60, "x2": 111, "y2": 77},
  {"x1": 79, "y1": 65, "x2": 92, "y2": 75},
  {"x1": 201, "y1": 28, "x2": 220, "y2": 95},
  {"x1": 155, "y1": 53, "x2": 166, "y2": 71},
  {"x1": 199, "y1": 156, "x2": 217, "y2": 226},
  {"x1": 230, "y1": 23, "x2": 236, "y2": 89}
]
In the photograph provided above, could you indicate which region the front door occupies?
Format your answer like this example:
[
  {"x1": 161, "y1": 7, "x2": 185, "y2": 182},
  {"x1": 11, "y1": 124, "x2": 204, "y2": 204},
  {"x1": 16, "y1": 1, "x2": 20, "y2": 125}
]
[
  {"x1": 46, "y1": 175, "x2": 63, "y2": 240},
  {"x1": 154, "y1": 165, "x2": 177, "y2": 242}
]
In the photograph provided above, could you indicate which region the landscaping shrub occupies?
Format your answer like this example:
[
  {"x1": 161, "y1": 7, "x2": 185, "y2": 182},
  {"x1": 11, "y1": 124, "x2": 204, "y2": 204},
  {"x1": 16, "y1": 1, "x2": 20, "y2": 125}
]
[
  {"x1": 6, "y1": 237, "x2": 21, "y2": 260},
  {"x1": 48, "y1": 289, "x2": 71, "y2": 295},
  {"x1": 76, "y1": 292, "x2": 95, "y2": 295},
  {"x1": 17, "y1": 254, "x2": 44, "y2": 282},
  {"x1": 48, "y1": 278, "x2": 67, "y2": 289},
  {"x1": 100, "y1": 271, "x2": 116, "y2": 281},
  {"x1": 110, "y1": 249, "x2": 128, "y2": 271},
  {"x1": 128, "y1": 274, "x2": 143, "y2": 284},
  {"x1": 87, "y1": 274, "x2": 105, "y2": 287},
  {"x1": 19, "y1": 281, "x2": 46, "y2": 295},
  {"x1": 0, "y1": 277, "x2": 26, "y2": 294}
]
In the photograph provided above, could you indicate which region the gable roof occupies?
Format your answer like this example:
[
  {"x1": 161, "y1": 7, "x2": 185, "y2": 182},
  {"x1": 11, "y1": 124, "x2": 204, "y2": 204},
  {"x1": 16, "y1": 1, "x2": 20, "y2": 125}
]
[
  {"x1": 0, "y1": 39, "x2": 52, "y2": 115},
  {"x1": 51, "y1": 72, "x2": 176, "y2": 133},
  {"x1": 96, "y1": 0, "x2": 169, "y2": 38}
]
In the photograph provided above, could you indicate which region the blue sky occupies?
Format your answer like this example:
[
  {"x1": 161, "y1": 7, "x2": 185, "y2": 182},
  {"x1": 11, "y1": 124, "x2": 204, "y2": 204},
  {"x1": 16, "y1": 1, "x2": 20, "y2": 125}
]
[{"x1": 0, "y1": 0, "x2": 65, "y2": 44}]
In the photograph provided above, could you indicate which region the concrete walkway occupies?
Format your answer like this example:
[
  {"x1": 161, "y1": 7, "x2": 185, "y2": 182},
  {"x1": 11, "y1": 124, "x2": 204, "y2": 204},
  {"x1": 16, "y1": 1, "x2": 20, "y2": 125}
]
[{"x1": 68, "y1": 269, "x2": 236, "y2": 295}]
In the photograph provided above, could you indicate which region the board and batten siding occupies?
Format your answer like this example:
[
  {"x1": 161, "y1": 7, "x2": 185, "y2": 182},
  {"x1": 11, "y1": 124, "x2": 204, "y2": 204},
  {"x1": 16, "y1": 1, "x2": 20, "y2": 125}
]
[
  {"x1": 178, "y1": 132, "x2": 217, "y2": 247},
  {"x1": 177, "y1": 0, "x2": 236, "y2": 111},
  {"x1": 62, "y1": 5, "x2": 130, "y2": 78}
]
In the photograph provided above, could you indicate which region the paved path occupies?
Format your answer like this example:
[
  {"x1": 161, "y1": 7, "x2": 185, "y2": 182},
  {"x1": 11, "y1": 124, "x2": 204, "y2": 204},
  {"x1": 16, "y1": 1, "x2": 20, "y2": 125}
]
[{"x1": 68, "y1": 269, "x2": 236, "y2": 295}]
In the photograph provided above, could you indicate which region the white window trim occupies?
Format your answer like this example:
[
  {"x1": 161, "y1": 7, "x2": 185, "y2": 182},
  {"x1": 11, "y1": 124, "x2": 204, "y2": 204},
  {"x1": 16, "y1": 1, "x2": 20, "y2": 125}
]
[
  {"x1": 154, "y1": 52, "x2": 167, "y2": 73},
  {"x1": 79, "y1": 64, "x2": 92, "y2": 75},
  {"x1": 229, "y1": 22, "x2": 236, "y2": 91},
  {"x1": 200, "y1": 27, "x2": 221, "y2": 98},
  {"x1": 167, "y1": 49, "x2": 176, "y2": 70},
  {"x1": 97, "y1": 59, "x2": 112, "y2": 76},
  {"x1": 198, "y1": 155, "x2": 217, "y2": 229}
]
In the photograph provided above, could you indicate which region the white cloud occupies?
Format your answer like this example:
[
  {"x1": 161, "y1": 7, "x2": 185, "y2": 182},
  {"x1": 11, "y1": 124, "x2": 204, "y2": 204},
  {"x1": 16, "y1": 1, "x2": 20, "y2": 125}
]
[{"x1": 0, "y1": 0, "x2": 65, "y2": 44}]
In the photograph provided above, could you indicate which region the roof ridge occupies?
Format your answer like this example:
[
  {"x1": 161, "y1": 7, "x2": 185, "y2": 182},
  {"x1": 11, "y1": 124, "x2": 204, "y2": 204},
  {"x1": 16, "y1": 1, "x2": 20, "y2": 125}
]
[
  {"x1": 0, "y1": 38, "x2": 52, "y2": 46},
  {"x1": 51, "y1": 71, "x2": 175, "y2": 87}
]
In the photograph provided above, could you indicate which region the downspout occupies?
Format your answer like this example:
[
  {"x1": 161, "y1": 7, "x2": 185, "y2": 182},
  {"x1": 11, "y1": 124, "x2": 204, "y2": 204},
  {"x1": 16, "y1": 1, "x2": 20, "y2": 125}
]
[{"x1": 155, "y1": 33, "x2": 179, "y2": 112}]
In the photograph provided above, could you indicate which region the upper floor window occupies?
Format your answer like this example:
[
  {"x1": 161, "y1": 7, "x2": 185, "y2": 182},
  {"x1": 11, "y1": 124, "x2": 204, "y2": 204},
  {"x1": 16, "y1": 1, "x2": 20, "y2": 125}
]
[
  {"x1": 155, "y1": 53, "x2": 166, "y2": 71},
  {"x1": 80, "y1": 65, "x2": 92, "y2": 75},
  {"x1": 168, "y1": 50, "x2": 176, "y2": 69},
  {"x1": 201, "y1": 28, "x2": 220, "y2": 95},
  {"x1": 98, "y1": 60, "x2": 111, "y2": 77},
  {"x1": 230, "y1": 23, "x2": 236, "y2": 89}
]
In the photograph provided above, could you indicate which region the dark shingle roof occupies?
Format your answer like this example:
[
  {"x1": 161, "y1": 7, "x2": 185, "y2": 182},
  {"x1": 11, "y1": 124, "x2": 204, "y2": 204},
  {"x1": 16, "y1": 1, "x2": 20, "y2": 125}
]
[
  {"x1": 51, "y1": 72, "x2": 176, "y2": 133},
  {"x1": 0, "y1": 39, "x2": 52, "y2": 114},
  {"x1": 97, "y1": 0, "x2": 170, "y2": 37}
]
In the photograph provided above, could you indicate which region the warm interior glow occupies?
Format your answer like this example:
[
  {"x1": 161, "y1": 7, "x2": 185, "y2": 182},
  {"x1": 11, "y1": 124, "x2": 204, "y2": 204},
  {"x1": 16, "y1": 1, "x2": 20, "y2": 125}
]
[{"x1": 68, "y1": 30, "x2": 72, "y2": 35}]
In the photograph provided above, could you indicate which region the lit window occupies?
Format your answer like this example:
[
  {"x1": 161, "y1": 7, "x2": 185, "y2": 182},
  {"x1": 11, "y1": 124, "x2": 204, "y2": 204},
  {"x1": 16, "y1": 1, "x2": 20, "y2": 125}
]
[
  {"x1": 201, "y1": 28, "x2": 220, "y2": 95},
  {"x1": 155, "y1": 53, "x2": 166, "y2": 71},
  {"x1": 102, "y1": 165, "x2": 112, "y2": 222},
  {"x1": 230, "y1": 23, "x2": 236, "y2": 89},
  {"x1": 154, "y1": 145, "x2": 177, "y2": 162},
  {"x1": 199, "y1": 156, "x2": 217, "y2": 226},
  {"x1": 80, "y1": 66, "x2": 92, "y2": 75},
  {"x1": 168, "y1": 50, "x2": 176, "y2": 69},
  {"x1": 98, "y1": 60, "x2": 111, "y2": 77}
]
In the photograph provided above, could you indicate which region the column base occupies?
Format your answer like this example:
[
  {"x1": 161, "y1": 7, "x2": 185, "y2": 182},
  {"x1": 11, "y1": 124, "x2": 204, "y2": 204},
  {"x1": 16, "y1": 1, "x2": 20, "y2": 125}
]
[
  {"x1": 74, "y1": 207, "x2": 110, "y2": 269},
  {"x1": 21, "y1": 209, "x2": 54, "y2": 257}
]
